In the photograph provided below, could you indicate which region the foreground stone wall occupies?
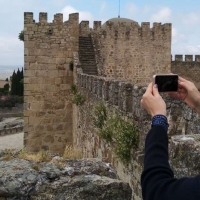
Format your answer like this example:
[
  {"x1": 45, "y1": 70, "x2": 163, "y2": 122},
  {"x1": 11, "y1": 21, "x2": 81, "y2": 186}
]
[
  {"x1": 91, "y1": 21, "x2": 171, "y2": 84},
  {"x1": 74, "y1": 73, "x2": 200, "y2": 200},
  {"x1": 0, "y1": 156, "x2": 132, "y2": 200},
  {"x1": 0, "y1": 126, "x2": 23, "y2": 136},
  {"x1": 172, "y1": 55, "x2": 200, "y2": 89},
  {"x1": 24, "y1": 12, "x2": 79, "y2": 154}
]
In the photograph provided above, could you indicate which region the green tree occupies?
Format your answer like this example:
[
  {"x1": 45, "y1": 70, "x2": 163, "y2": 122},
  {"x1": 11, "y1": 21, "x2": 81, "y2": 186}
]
[
  {"x1": 16, "y1": 68, "x2": 21, "y2": 95},
  {"x1": 18, "y1": 30, "x2": 24, "y2": 42},
  {"x1": 3, "y1": 83, "x2": 9, "y2": 95},
  {"x1": 11, "y1": 70, "x2": 17, "y2": 95},
  {"x1": 11, "y1": 68, "x2": 24, "y2": 96},
  {"x1": 19, "y1": 68, "x2": 24, "y2": 96}
]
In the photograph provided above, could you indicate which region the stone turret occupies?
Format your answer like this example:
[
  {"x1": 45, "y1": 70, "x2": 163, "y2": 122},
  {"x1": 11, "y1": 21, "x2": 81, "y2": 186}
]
[{"x1": 24, "y1": 12, "x2": 79, "y2": 154}]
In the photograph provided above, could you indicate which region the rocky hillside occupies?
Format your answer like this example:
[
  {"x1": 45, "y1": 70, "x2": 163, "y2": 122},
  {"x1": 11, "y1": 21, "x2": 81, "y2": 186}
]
[{"x1": 0, "y1": 153, "x2": 132, "y2": 200}]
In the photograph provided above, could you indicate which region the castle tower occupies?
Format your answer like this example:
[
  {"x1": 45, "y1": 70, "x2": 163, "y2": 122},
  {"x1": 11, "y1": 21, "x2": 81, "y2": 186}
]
[
  {"x1": 92, "y1": 18, "x2": 172, "y2": 84},
  {"x1": 24, "y1": 13, "x2": 172, "y2": 154},
  {"x1": 24, "y1": 12, "x2": 79, "y2": 154}
]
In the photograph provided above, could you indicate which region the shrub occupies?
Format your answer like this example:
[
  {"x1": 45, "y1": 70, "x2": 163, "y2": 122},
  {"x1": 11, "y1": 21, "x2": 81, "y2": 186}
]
[
  {"x1": 72, "y1": 94, "x2": 86, "y2": 106},
  {"x1": 0, "y1": 96, "x2": 23, "y2": 108},
  {"x1": 71, "y1": 84, "x2": 77, "y2": 95},
  {"x1": 93, "y1": 104, "x2": 139, "y2": 163},
  {"x1": 71, "y1": 84, "x2": 86, "y2": 106},
  {"x1": 114, "y1": 118, "x2": 139, "y2": 162},
  {"x1": 4, "y1": 101, "x2": 12, "y2": 108},
  {"x1": 99, "y1": 117, "x2": 116, "y2": 142},
  {"x1": 94, "y1": 104, "x2": 107, "y2": 129},
  {"x1": 18, "y1": 30, "x2": 24, "y2": 41}
]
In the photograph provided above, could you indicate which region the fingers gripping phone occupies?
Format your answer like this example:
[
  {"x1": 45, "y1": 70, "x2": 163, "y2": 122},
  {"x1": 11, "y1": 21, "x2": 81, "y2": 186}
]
[{"x1": 153, "y1": 74, "x2": 178, "y2": 92}]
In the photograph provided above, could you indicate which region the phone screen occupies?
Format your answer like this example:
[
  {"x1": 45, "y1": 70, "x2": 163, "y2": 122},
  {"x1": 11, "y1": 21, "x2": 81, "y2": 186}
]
[{"x1": 155, "y1": 75, "x2": 178, "y2": 92}]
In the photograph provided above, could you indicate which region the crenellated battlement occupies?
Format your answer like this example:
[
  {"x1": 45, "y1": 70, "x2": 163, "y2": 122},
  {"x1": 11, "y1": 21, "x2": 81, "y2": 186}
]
[
  {"x1": 171, "y1": 55, "x2": 200, "y2": 89},
  {"x1": 24, "y1": 12, "x2": 79, "y2": 25},
  {"x1": 90, "y1": 20, "x2": 171, "y2": 40},
  {"x1": 172, "y1": 55, "x2": 200, "y2": 62},
  {"x1": 24, "y1": 12, "x2": 34, "y2": 24},
  {"x1": 53, "y1": 13, "x2": 63, "y2": 23},
  {"x1": 39, "y1": 12, "x2": 47, "y2": 23},
  {"x1": 93, "y1": 21, "x2": 102, "y2": 30},
  {"x1": 79, "y1": 21, "x2": 90, "y2": 37}
]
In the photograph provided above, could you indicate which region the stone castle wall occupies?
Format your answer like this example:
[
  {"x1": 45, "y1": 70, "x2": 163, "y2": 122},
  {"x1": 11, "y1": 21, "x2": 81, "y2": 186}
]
[
  {"x1": 24, "y1": 12, "x2": 79, "y2": 154},
  {"x1": 74, "y1": 72, "x2": 200, "y2": 200},
  {"x1": 172, "y1": 55, "x2": 200, "y2": 89},
  {"x1": 91, "y1": 21, "x2": 172, "y2": 84},
  {"x1": 23, "y1": 12, "x2": 200, "y2": 199}
]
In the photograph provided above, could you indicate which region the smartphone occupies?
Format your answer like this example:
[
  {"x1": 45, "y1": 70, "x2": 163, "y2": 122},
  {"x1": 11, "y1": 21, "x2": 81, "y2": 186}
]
[{"x1": 153, "y1": 74, "x2": 178, "y2": 92}]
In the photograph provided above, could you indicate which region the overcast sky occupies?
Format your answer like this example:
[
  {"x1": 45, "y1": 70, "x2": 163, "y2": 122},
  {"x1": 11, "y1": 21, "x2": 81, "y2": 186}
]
[{"x1": 0, "y1": 0, "x2": 200, "y2": 67}]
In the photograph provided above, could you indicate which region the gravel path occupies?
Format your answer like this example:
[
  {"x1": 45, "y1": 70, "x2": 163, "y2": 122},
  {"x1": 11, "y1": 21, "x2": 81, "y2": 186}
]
[
  {"x1": 0, "y1": 117, "x2": 24, "y2": 150},
  {"x1": 0, "y1": 132, "x2": 24, "y2": 150}
]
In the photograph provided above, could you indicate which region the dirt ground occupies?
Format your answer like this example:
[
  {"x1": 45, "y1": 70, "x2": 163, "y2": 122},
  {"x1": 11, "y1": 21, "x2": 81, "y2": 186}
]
[
  {"x1": 0, "y1": 80, "x2": 8, "y2": 88},
  {"x1": 0, "y1": 117, "x2": 24, "y2": 150},
  {"x1": 0, "y1": 132, "x2": 24, "y2": 150}
]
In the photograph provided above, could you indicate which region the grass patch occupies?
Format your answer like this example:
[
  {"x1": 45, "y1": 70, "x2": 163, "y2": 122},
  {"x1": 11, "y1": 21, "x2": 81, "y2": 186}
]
[
  {"x1": 18, "y1": 149, "x2": 51, "y2": 162},
  {"x1": 63, "y1": 145, "x2": 82, "y2": 159}
]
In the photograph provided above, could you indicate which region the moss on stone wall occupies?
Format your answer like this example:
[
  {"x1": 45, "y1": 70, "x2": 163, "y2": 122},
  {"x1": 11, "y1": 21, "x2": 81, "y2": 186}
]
[{"x1": 71, "y1": 84, "x2": 86, "y2": 106}]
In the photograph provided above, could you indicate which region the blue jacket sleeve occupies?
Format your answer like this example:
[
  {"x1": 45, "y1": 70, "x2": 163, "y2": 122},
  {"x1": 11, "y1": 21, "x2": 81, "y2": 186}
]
[{"x1": 141, "y1": 125, "x2": 200, "y2": 200}]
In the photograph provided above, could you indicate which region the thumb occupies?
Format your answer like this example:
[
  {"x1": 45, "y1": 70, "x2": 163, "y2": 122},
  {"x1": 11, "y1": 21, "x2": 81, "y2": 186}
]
[
  {"x1": 153, "y1": 84, "x2": 160, "y2": 96},
  {"x1": 179, "y1": 81, "x2": 190, "y2": 90}
]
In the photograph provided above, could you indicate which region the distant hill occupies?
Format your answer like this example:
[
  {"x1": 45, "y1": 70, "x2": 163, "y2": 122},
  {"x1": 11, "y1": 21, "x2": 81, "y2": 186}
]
[
  {"x1": 0, "y1": 80, "x2": 10, "y2": 88},
  {"x1": 0, "y1": 65, "x2": 23, "y2": 81},
  {"x1": 0, "y1": 74, "x2": 12, "y2": 81}
]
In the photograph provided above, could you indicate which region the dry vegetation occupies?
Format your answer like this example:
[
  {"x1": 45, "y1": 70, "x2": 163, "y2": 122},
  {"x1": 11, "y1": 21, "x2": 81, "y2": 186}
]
[
  {"x1": 1, "y1": 145, "x2": 83, "y2": 163},
  {"x1": 18, "y1": 149, "x2": 51, "y2": 162},
  {"x1": 63, "y1": 145, "x2": 82, "y2": 159}
]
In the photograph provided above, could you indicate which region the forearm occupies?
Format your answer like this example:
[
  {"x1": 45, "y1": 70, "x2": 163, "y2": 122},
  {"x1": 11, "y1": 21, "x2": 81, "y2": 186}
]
[
  {"x1": 141, "y1": 125, "x2": 174, "y2": 200},
  {"x1": 141, "y1": 125, "x2": 200, "y2": 200},
  {"x1": 143, "y1": 126, "x2": 171, "y2": 170}
]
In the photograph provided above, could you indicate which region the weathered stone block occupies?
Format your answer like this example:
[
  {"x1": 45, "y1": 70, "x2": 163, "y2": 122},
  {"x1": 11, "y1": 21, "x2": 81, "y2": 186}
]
[
  {"x1": 25, "y1": 56, "x2": 36, "y2": 63},
  {"x1": 54, "y1": 101, "x2": 65, "y2": 109},
  {"x1": 56, "y1": 58, "x2": 66, "y2": 65},
  {"x1": 60, "y1": 84, "x2": 71, "y2": 91},
  {"x1": 37, "y1": 56, "x2": 51, "y2": 63},
  {"x1": 25, "y1": 84, "x2": 40, "y2": 91},
  {"x1": 25, "y1": 41, "x2": 35, "y2": 48},
  {"x1": 55, "y1": 78, "x2": 62, "y2": 85},
  {"x1": 47, "y1": 70, "x2": 59, "y2": 78},
  {"x1": 30, "y1": 102, "x2": 42, "y2": 111}
]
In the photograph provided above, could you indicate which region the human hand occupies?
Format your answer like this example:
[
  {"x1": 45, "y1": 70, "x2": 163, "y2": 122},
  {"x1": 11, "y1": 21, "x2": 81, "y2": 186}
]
[
  {"x1": 141, "y1": 83, "x2": 166, "y2": 117},
  {"x1": 168, "y1": 76, "x2": 200, "y2": 111}
]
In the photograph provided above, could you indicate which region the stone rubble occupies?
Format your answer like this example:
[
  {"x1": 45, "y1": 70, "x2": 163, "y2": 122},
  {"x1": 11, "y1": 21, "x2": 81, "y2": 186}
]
[
  {"x1": 0, "y1": 118, "x2": 24, "y2": 130},
  {"x1": 0, "y1": 154, "x2": 132, "y2": 200}
]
